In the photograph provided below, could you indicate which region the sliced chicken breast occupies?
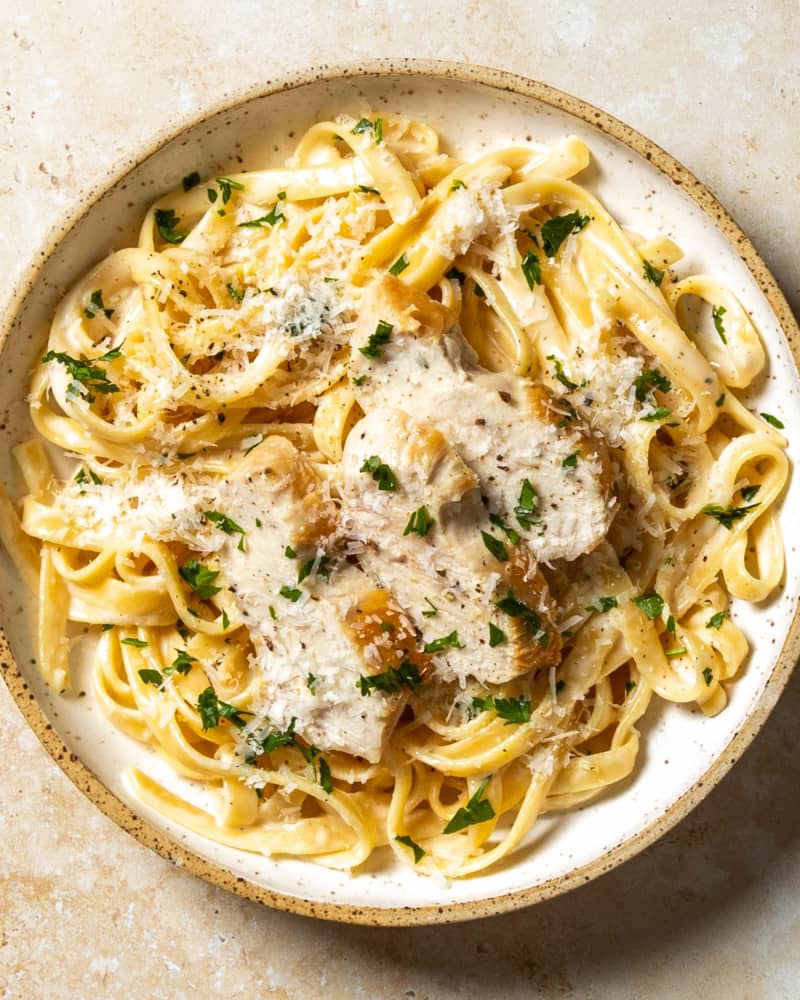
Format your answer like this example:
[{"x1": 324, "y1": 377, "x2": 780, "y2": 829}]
[
  {"x1": 341, "y1": 408, "x2": 561, "y2": 685},
  {"x1": 215, "y1": 435, "x2": 422, "y2": 762},
  {"x1": 349, "y1": 276, "x2": 614, "y2": 562}
]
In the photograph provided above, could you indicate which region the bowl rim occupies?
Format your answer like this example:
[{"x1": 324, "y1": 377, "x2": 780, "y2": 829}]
[{"x1": 1, "y1": 57, "x2": 799, "y2": 927}]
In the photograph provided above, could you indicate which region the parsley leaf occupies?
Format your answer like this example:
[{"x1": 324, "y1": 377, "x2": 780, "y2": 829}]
[
  {"x1": 540, "y1": 211, "x2": 590, "y2": 257},
  {"x1": 480, "y1": 530, "x2": 509, "y2": 562},
  {"x1": 42, "y1": 350, "x2": 119, "y2": 403},
  {"x1": 423, "y1": 630, "x2": 464, "y2": 654},
  {"x1": 643, "y1": 260, "x2": 665, "y2": 286},
  {"x1": 404, "y1": 506, "x2": 434, "y2": 537},
  {"x1": 359, "y1": 320, "x2": 393, "y2": 359},
  {"x1": 279, "y1": 585, "x2": 302, "y2": 602},
  {"x1": 306, "y1": 673, "x2": 317, "y2": 692},
  {"x1": 259, "y1": 718, "x2": 297, "y2": 753},
  {"x1": 488, "y1": 623, "x2": 506, "y2": 647},
  {"x1": 489, "y1": 513, "x2": 520, "y2": 545},
  {"x1": 154, "y1": 208, "x2": 188, "y2": 244},
  {"x1": 546, "y1": 354, "x2": 579, "y2": 391},
  {"x1": 204, "y1": 510, "x2": 246, "y2": 550},
  {"x1": 521, "y1": 249, "x2": 542, "y2": 289},
  {"x1": 421, "y1": 597, "x2": 438, "y2": 618},
  {"x1": 740, "y1": 484, "x2": 761, "y2": 501},
  {"x1": 357, "y1": 659, "x2": 422, "y2": 695},
  {"x1": 389, "y1": 253, "x2": 409, "y2": 276},
  {"x1": 319, "y1": 756, "x2": 334, "y2": 793},
  {"x1": 360, "y1": 455, "x2": 397, "y2": 491},
  {"x1": 84, "y1": 289, "x2": 114, "y2": 320},
  {"x1": 216, "y1": 176, "x2": 244, "y2": 204},
  {"x1": 471, "y1": 695, "x2": 531, "y2": 724},
  {"x1": 356, "y1": 184, "x2": 380, "y2": 194},
  {"x1": 297, "y1": 554, "x2": 333, "y2": 584},
  {"x1": 166, "y1": 649, "x2": 196, "y2": 676},
  {"x1": 640, "y1": 407, "x2": 672, "y2": 422},
  {"x1": 182, "y1": 171, "x2": 201, "y2": 192},
  {"x1": 703, "y1": 667, "x2": 714, "y2": 686},
  {"x1": 179, "y1": 560, "x2": 221, "y2": 599},
  {"x1": 138, "y1": 669, "x2": 163, "y2": 687},
  {"x1": 495, "y1": 592, "x2": 550, "y2": 647},
  {"x1": 712, "y1": 305, "x2": 727, "y2": 344},
  {"x1": 761, "y1": 412, "x2": 784, "y2": 429},
  {"x1": 450, "y1": 178, "x2": 466, "y2": 191},
  {"x1": 702, "y1": 502, "x2": 760, "y2": 529},
  {"x1": 586, "y1": 596, "x2": 618, "y2": 613},
  {"x1": 632, "y1": 592, "x2": 665, "y2": 620},
  {"x1": 514, "y1": 478, "x2": 539, "y2": 530},
  {"x1": 443, "y1": 776, "x2": 495, "y2": 834},
  {"x1": 396, "y1": 834, "x2": 425, "y2": 863},
  {"x1": 562, "y1": 451, "x2": 579, "y2": 469},
  {"x1": 197, "y1": 686, "x2": 250, "y2": 730},
  {"x1": 707, "y1": 611, "x2": 726, "y2": 632},
  {"x1": 121, "y1": 637, "x2": 148, "y2": 648},
  {"x1": 351, "y1": 117, "x2": 383, "y2": 144},
  {"x1": 238, "y1": 197, "x2": 285, "y2": 228},
  {"x1": 634, "y1": 369, "x2": 672, "y2": 402}
]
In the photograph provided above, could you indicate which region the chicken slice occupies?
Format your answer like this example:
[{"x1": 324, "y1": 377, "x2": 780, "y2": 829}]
[
  {"x1": 214, "y1": 435, "x2": 422, "y2": 762},
  {"x1": 341, "y1": 408, "x2": 561, "y2": 685},
  {"x1": 349, "y1": 275, "x2": 614, "y2": 562}
]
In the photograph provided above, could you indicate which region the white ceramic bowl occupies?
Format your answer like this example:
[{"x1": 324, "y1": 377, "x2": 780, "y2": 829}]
[{"x1": 1, "y1": 61, "x2": 799, "y2": 925}]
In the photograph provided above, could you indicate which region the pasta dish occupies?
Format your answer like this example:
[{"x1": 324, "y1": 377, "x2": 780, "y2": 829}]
[{"x1": 0, "y1": 112, "x2": 788, "y2": 878}]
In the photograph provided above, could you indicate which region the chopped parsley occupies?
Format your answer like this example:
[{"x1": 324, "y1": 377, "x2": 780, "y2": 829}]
[
  {"x1": 634, "y1": 369, "x2": 672, "y2": 402},
  {"x1": 404, "y1": 505, "x2": 434, "y2": 537},
  {"x1": 585, "y1": 596, "x2": 618, "y2": 613},
  {"x1": 182, "y1": 171, "x2": 201, "y2": 192},
  {"x1": 138, "y1": 669, "x2": 163, "y2": 687},
  {"x1": 632, "y1": 592, "x2": 665, "y2": 620},
  {"x1": 74, "y1": 467, "x2": 102, "y2": 486},
  {"x1": 706, "y1": 610, "x2": 727, "y2": 630},
  {"x1": 42, "y1": 350, "x2": 119, "y2": 403},
  {"x1": 216, "y1": 176, "x2": 245, "y2": 204},
  {"x1": 121, "y1": 637, "x2": 148, "y2": 648},
  {"x1": 740, "y1": 485, "x2": 761, "y2": 501},
  {"x1": 359, "y1": 319, "x2": 393, "y2": 358},
  {"x1": 716, "y1": 393, "x2": 726, "y2": 407},
  {"x1": 306, "y1": 673, "x2": 317, "y2": 693},
  {"x1": 702, "y1": 667, "x2": 714, "y2": 686},
  {"x1": 258, "y1": 718, "x2": 297, "y2": 754},
  {"x1": 356, "y1": 184, "x2": 380, "y2": 194},
  {"x1": 389, "y1": 253, "x2": 410, "y2": 276},
  {"x1": 357, "y1": 658, "x2": 422, "y2": 695},
  {"x1": 712, "y1": 305, "x2": 727, "y2": 344},
  {"x1": 166, "y1": 649, "x2": 196, "y2": 676},
  {"x1": 761, "y1": 412, "x2": 784, "y2": 429},
  {"x1": 319, "y1": 757, "x2": 334, "y2": 794},
  {"x1": 84, "y1": 289, "x2": 114, "y2": 320},
  {"x1": 562, "y1": 451, "x2": 579, "y2": 469},
  {"x1": 643, "y1": 260, "x2": 665, "y2": 286},
  {"x1": 360, "y1": 455, "x2": 397, "y2": 491},
  {"x1": 640, "y1": 407, "x2": 672, "y2": 422},
  {"x1": 470, "y1": 695, "x2": 531, "y2": 724},
  {"x1": 279, "y1": 585, "x2": 302, "y2": 602},
  {"x1": 664, "y1": 647, "x2": 687, "y2": 658},
  {"x1": 547, "y1": 354, "x2": 579, "y2": 391},
  {"x1": 352, "y1": 374, "x2": 368, "y2": 386},
  {"x1": 238, "y1": 196, "x2": 285, "y2": 228},
  {"x1": 395, "y1": 834, "x2": 425, "y2": 863},
  {"x1": 514, "y1": 478, "x2": 538, "y2": 530},
  {"x1": 204, "y1": 510, "x2": 246, "y2": 551},
  {"x1": 350, "y1": 117, "x2": 384, "y2": 144},
  {"x1": 443, "y1": 776, "x2": 495, "y2": 834},
  {"x1": 521, "y1": 249, "x2": 542, "y2": 289},
  {"x1": 424, "y1": 631, "x2": 464, "y2": 654},
  {"x1": 702, "y1": 502, "x2": 760, "y2": 529},
  {"x1": 488, "y1": 623, "x2": 506, "y2": 647},
  {"x1": 480, "y1": 530, "x2": 509, "y2": 562},
  {"x1": 284, "y1": 545, "x2": 297, "y2": 559},
  {"x1": 154, "y1": 208, "x2": 188, "y2": 244},
  {"x1": 450, "y1": 178, "x2": 466, "y2": 191},
  {"x1": 297, "y1": 554, "x2": 333, "y2": 584},
  {"x1": 666, "y1": 614, "x2": 676, "y2": 634},
  {"x1": 495, "y1": 592, "x2": 549, "y2": 647},
  {"x1": 226, "y1": 283, "x2": 244, "y2": 302},
  {"x1": 540, "y1": 211, "x2": 590, "y2": 258},
  {"x1": 179, "y1": 560, "x2": 221, "y2": 599},
  {"x1": 421, "y1": 597, "x2": 438, "y2": 618},
  {"x1": 489, "y1": 513, "x2": 520, "y2": 545},
  {"x1": 197, "y1": 686, "x2": 250, "y2": 730}
]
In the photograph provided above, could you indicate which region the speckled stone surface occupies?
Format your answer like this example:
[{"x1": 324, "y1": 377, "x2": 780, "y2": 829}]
[{"x1": 1, "y1": 2, "x2": 799, "y2": 997}]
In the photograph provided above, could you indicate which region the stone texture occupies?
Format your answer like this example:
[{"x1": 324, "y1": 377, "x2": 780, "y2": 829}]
[{"x1": 1, "y1": 2, "x2": 798, "y2": 997}]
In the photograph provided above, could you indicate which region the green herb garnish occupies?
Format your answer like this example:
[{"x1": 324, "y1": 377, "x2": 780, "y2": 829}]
[
  {"x1": 154, "y1": 208, "x2": 188, "y2": 244},
  {"x1": 396, "y1": 834, "x2": 425, "y2": 863},
  {"x1": 179, "y1": 560, "x2": 221, "y2": 599},
  {"x1": 521, "y1": 250, "x2": 541, "y2": 289},
  {"x1": 359, "y1": 320, "x2": 393, "y2": 359},
  {"x1": 540, "y1": 211, "x2": 590, "y2": 257},
  {"x1": 632, "y1": 592, "x2": 665, "y2": 620},
  {"x1": 389, "y1": 253, "x2": 409, "y2": 276},
  {"x1": 404, "y1": 506, "x2": 434, "y2": 537},
  {"x1": 643, "y1": 260, "x2": 665, "y2": 286},
  {"x1": 360, "y1": 455, "x2": 397, "y2": 491},
  {"x1": 424, "y1": 631, "x2": 464, "y2": 654},
  {"x1": 197, "y1": 686, "x2": 250, "y2": 731},
  {"x1": 702, "y1": 502, "x2": 760, "y2": 530},
  {"x1": 357, "y1": 659, "x2": 422, "y2": 695},
  {"x1": 443, "y1": 776, "x2": 495, "y2": 834}
]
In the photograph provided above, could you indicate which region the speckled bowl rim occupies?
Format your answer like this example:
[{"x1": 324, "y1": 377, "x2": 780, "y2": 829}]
[{"x1": 1, "y1": 58, "x2": 798, "y2": 927}]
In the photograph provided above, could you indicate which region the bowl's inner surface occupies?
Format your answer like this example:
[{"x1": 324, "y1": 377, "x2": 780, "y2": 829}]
[{"x1": 1, "y1": 70, "x2": 798, "y2": 915}]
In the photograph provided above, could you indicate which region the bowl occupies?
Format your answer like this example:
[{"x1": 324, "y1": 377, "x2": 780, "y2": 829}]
[{"x1": 1, "y1": 59, "x2": 799, "y2": 925}]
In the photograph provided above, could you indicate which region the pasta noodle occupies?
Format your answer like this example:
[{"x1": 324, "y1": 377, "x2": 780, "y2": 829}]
[{"x1": 1, "y1": 112, "x2": 788, "y2": 879}]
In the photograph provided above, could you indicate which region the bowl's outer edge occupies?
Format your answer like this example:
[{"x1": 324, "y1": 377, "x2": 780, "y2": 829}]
[{"x1": 1, "y1": 57, "x2": 799, "y2": 927}]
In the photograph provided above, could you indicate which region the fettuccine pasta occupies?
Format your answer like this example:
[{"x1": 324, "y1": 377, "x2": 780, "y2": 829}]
[{"x1": 1, "y1": 112, "x2": 787, "y2": 878}]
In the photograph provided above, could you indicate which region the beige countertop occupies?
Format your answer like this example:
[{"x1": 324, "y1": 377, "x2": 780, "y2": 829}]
[{"x1": 1, "y1": 2, "x2": 799, "y2": 997}]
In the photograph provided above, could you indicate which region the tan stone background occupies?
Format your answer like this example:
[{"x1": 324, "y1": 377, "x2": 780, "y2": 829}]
[{"x1": 1, "y1": 2, "x2": 798, "y2": 997}]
